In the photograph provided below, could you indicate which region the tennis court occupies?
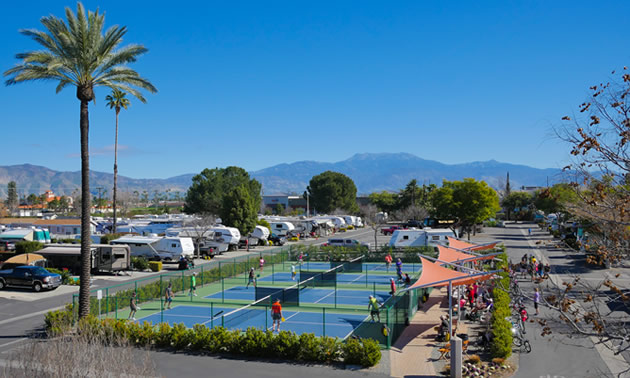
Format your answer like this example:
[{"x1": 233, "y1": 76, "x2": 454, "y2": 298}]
[
  {"x1": 138, "y1": 305, "x2": 367, "y2": 338},
  {"x1": 258, "y1": 271, "x2": 401, "y2": 286},
  {"x1": 205, "y1": 285, "x2": 390, "y2": 306}
]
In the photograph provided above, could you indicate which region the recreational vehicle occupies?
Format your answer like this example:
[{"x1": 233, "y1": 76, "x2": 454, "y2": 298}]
[
  {"x1": 250, "y1": 225, "x2": 270, "y2": 245},
  {"x1": 270, "y1": 222, "x2": 295, "y2": 236},
  {"x1": 388, "y1": 228, "x2": 456, "y2": 248},
  {"x1": 37, "y1": 244, "x2": 131, "y2": 274},
  {"x1": 110, "y1": 235, "x2": 194, "y2": 261}
]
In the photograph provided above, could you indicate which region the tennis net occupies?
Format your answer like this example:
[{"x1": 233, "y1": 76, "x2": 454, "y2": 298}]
[
  {"x1": 254, "y1": 284, "x2": 300, "y2": 306},
  {"x1": 299, "y1": 264, "x2": 342, "y2": 287},
  {"x1": 221, "y1": 294, "x2": 271, "y2": 329},
  {"x1": 330, "y1": 255, "x2": 364, "y2": 273}
]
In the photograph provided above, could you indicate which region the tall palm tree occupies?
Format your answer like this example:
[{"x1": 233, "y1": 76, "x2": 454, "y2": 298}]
[
  {"x1": 4, "y1": 3, "x2": 157, "y2": 318},
  {"x1": 105, "y1": 89, "x2": 130, "y2": 234}
]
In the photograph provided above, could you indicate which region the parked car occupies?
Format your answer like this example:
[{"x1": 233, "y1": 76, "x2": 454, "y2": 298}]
[
  {"x1": 381, "y1": 225, "x2": 404, "y2": 235},
  {"x1": 0, "y1": 265, "x2": 62, "y2": 292},
  {"x1": 0, "y1": 240, "x2": 17, "y2": 251},
  {"x1": 324, "y1": 238, "x2": 370, "y2": 248},
  {"x1": 402, "y1": 219, "x2": 424, "y2": 228},
  {"x1": 268, "y1": 234, "x2": 287, "y2": 246}
]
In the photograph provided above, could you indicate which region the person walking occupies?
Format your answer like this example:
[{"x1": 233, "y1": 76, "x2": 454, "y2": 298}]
[
  {"x1": 395, "y1": 258, "x2": 403, "y2": 282},
  {"x1": 298, "y1": 251, "x2": 304, "y2": 265},
  {"x1": 259, "y1": 256, "x2": 265, "y2": 273},
  {"x1": 165, "y1": 282, "x2": 173, "y2": 310},
  {"x1": 404, "y1": 273, "x2": 411, "y2": 286},
  {"x1": 534, "y1": 287, "x2": 541, "y2": 315},
  {"x1": 389, "y1": 278, "x2": 397, "y2": 295},
  {"x1": 189, "y1": 272, "x2": 197, "y2": 296},
  {"x1": 247, "y1": 267, "x2": 256, "y2": 288},
  {"x1": 385, "y1": 254, "x2": 392, "y2": 272},
  {"x1": 271, "y1": 299, "x2": 283, "y2": 332},
  {"x1": 128, "y1": 292, "x2": 139, "y2": 320},
  {"x1": 368, "y1": 295, "x2": 382, "y2": 322}
]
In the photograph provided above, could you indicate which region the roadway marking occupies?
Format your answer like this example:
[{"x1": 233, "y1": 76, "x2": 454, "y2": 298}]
[
  {"x1": 0, "y1": 338, "x2": 27, "y2": 350},
  {"x1": 0, "y1": 305, "x2": 66, "y2": 327}
]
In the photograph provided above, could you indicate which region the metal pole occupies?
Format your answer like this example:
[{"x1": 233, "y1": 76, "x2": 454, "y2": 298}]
[
  {"x1": 222, "y1": 278, "x2": 225, "y2": 303},
  {"x1": 448, "y1": 280, "x2": 453, "y2": 338},
  {"x1": 323, "y1": 308, "x2": 326, "y2": 337},
  {"x1": 211, "y1": 302, "x2": 214, "y2": 328}
]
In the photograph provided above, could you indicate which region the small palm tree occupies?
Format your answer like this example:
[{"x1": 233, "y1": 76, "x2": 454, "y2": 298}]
[
  {"x1": 4, "y1": 3, "x2": 157, "y2": 318},
  {"x1": 105, "y1": 89, "x2": 130, "y2": 234}
]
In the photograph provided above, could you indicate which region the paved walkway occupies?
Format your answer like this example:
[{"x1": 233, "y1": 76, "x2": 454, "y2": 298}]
[{"x1": 389, "y1": 288, "x2": 468, "y2": 377}]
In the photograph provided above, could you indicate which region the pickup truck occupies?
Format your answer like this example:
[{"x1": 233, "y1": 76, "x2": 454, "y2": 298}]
[
  {"x1": 381, "y1": 225, "x2": 404, "y2": 235},
  {"x1": 0, "y1": 266, "x2": 62, "y2": 292}
]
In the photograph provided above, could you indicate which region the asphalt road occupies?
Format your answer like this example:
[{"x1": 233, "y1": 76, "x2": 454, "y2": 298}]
[{"x1": 471, "y1": 223, "x2": 624, "y2": 378}]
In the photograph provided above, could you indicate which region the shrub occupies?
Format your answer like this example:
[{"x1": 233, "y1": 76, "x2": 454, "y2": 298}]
[
  {"x1": 126, "y1": 321, "x2": 155, "y2": 347},
  {"x1": 240, "y1": 328, "x2": 274, "y2": 357},
  {"x1": 44, "y1": 304, "x2": 73, "y2": 336},
  {"x1": 492, "y1": 357, "x2": 505, "y2": 365},
  {"x1": 272, "y1": 331, "x2": 300, "y2": 359},
  {"x1": 148, "y1": 261, "x2": 162, "y2": 272},
  {"x1": 100, "y1": 233, "x2": 125, "y2": 244},
  {"x1": 131, "y1": 256, "x2": 149, "y2": 271},
  {"x1": 170, "y1": 323, "x2": 193, "y2": 349},
  {"x1": 15, "y1": 241, "x2": 44, "y2": 254},
  {"x1": 47, "y1": 267, "x2": 73, "y2": 284},
  {"x1": 319, "y1": 336, "x2": 342, "y2": 363},
  {"x1": 298, "y1": 333, "x2": 322, "y2": 361},
  {"x1": 190, "y1": 324, "x2": 211, "y2": 351},
  {"x1": 207, "y1": 326, "x2": 239, "y2": 354},
  {"x1": 154, "y1": 322, "x2": 173, "y2": 348},
  {"x1": 342, "y1": 338, "x2": 381, "y2": 367},
  {"x1": 465, "y1": 354, "x2": 481, "y2": 365}
]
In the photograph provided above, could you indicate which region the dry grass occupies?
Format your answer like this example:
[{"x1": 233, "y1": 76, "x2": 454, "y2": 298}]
[{"x1": 2, "y1": 333, "x2": 156, "y2": 378}]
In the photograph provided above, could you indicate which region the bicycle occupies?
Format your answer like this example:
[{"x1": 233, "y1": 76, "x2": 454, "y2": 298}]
[{"x1": 507, "y1": 316, "x2": 532, "y2": 353}]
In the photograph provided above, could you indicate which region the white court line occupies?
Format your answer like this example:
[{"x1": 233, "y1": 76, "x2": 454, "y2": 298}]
[
  {"x1": 313, "y1": 290, "x2": 335, "y2": 304},
  {"x1": 267, "y1": 311, "x2": 300, "y2": 331},
  {"x1": 348, "y1": 274, "x2": 366, "y2": 283}
]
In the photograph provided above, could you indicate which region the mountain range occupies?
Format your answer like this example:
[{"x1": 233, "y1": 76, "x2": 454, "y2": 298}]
[{"x1": 0, "y1": 153, "x2": 567, "y2": 198}]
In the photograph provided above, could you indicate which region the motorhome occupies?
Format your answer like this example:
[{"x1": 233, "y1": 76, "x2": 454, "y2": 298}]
[
  {"x1": 110, "y1": 235, "x2": 194, "y2": 261},
  {"x1": 388, "y1": 228, "x2": 456, "y2": 248},
  {"x1": 270, "y1": 222, "x2": 295, "y2": 236}
]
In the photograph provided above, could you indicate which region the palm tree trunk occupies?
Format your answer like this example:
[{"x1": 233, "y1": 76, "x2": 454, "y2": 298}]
[
  {"x1": 113, "y1": 109, "x2": 119, "y2": 234},
  {"x1": 79, "y1": 99, "x2": 92, "y2": 319}
]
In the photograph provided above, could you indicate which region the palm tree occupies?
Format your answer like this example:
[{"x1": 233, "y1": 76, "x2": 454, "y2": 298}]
[
  {"x1": 105, "y1": 89, "x2": 130, "y2": 234},
  {"x1": 4, "y1": 3, "x2": 157, "y2": 318}
]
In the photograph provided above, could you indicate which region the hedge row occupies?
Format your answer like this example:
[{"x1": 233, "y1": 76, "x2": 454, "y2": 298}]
[
  {"x1": 490, "y1": 251, "x2": 512, "y2": 358},
  {"x1": 46, "y1": 308, "x2": 381, "y2": 367}
]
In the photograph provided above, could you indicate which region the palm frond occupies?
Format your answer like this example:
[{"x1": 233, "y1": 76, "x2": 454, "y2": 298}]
[{"x1": 5, "y1": 2, "x2": 156, "y2": 101}]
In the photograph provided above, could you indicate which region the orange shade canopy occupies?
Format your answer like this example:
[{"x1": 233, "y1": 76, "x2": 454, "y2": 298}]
[
  {"x1": 406, "y1": 257, "x2": 495, "y2": 290},
  {"x1": 437, "y1": 245, "x2": 476, "y2": 264},
  {"x1": 447, "y1": 236, "x2": 498, "y2": 251}
]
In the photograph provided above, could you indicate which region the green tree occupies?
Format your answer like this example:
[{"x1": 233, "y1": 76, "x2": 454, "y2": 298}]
[
  {"x1": 4, "y1": 3, "x2": 157, "y2": 318},
  {"x1": 533, "y1": 183, "x2": 577, "y2": 215},
  {"x1": 276, "y1": 203, "x2": 285, "y2": 215},
  {"x1": 27, "y1": 193, "x2": 39, "y2": 205},
  {"x1": 307, "y1": 171, "x2": 358, "y2": 214},
  {"x1": 221, "y1": 185, "x2": 258, "y2": 235},
  {"x1": 430, "y1": 178, "x2": 500, "y2": 238},
  {"x1": 48, "y1": 198, "x2": 60, "y2": 211},
  {"x1": 6, "y1": 181, "x2": 18, "y2": 212},
  {"x1": 501, "y1": 191, "x2": 533, "y2": 221},
  {"x1": 105, "y1": 89, "x2": 130, "y2": 233},
  {"x1": 368, "y1": 191, "x2": 399, "y2": 214},
  {"x1": 184, "y1": 166, "x2": 262, "y2": 220}
]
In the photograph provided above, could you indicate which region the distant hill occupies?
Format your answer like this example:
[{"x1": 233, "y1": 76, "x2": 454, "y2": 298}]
[{"x1": 0, "y1": 153, "x2": 567, "y2": 198}]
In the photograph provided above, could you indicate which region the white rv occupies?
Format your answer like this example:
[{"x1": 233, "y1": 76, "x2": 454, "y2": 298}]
[
  {"x1": 388, "y1": 228, "x2": 456, "y2": 248},
  {"x1": 250, "y1": 225, "x2": 270, "y2": 244},
  {"x1": 111, "y1": 235, "x2": 194, "y2": 261},
  {"x1": 270, "y1": 222, "x2": 295, "y2": 236}
]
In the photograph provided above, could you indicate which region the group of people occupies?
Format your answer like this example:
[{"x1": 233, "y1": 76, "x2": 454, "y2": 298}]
[{"x1": 518, "y1": 254, "x2": 550, "y2": 281}]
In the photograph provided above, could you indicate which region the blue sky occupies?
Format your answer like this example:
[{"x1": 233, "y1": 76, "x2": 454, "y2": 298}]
[{"x1": 2, "y1": 1, "x2": 629, "y2": 179}]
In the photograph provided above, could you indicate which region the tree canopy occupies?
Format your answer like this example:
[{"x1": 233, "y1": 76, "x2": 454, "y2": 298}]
[
  {"x1": 307, "y1": 171, "x2": 358, "y2": 214},
  {"x1": 533, "y1": 183, "x2": 578, "y2": 215},
  {"x1": 430, "y1": 178, "x2": 500, "y2": 236},
  {"x1": 184, "y1": 166, "x2": 261, "y2": 233},
  {"x1": 501, "y1": 191, "x2": 533, "y2": 221}
]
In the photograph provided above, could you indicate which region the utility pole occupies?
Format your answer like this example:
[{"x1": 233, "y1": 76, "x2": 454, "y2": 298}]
[{"x1": 96, "y1": 187, "x2": 103, "y2": 213}]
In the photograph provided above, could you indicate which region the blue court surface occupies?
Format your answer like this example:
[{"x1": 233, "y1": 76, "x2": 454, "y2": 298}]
[
  {"x1": 138, "y1": 305, "x2": 366, "y2": 338},
  {"x1": 285, "y1": 261, "x2": 421, "y2": 273},
  {"x1": 205, "y1": 285, "x2": 390, "y2": 306},
  {"x1": 259, "y1": 271, "x2": 403, "y2": 286}
]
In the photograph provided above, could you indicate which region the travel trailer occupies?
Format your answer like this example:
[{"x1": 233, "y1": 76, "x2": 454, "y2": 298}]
[
  {"x1": 110, "y1": 235, "x2": 194, "y2": 261},
  {"x1": 270, "y1": 222, "x2": 295, "y2": 236},
  {"x1": 37, "y1": 244, "x2": 131, "y2": 274},
  {"x1": 388, "y1": 228, "x2": 456, "y2": 248},
  {"x1": 250, "y1": 225, "x2": 270, "y2": 245}
]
